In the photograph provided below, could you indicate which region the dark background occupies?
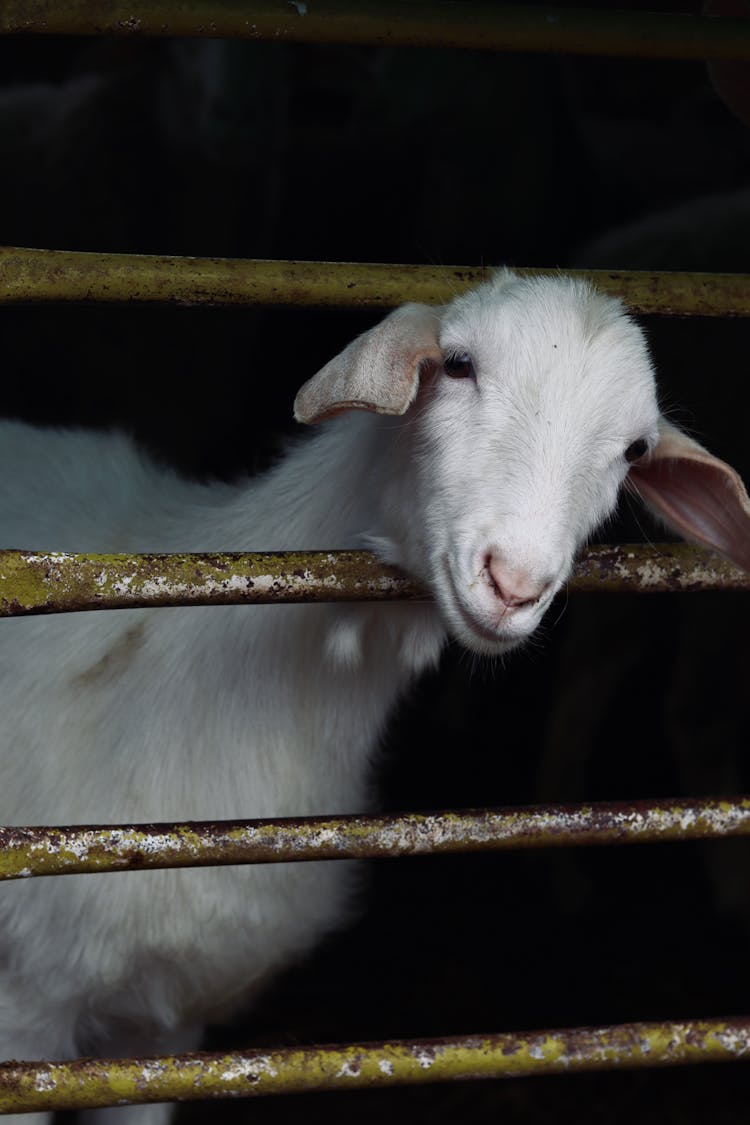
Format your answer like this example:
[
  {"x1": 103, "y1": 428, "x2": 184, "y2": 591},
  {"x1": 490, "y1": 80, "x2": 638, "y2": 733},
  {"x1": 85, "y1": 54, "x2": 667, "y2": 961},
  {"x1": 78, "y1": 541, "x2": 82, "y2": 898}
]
[{"x1": 2, "y1": 2, "x2": 750, "y2": 1121}]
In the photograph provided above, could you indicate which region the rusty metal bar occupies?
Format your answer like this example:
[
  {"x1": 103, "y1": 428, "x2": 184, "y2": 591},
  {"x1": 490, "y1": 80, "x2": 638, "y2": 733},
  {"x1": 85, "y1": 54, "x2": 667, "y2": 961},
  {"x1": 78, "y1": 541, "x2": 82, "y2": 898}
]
[
  {"x1": 0, "y1": 549, "x2": 423, "y2": 616},
  {"x1": 0, "y1": 544, "x2": 746, "y2": 620},
  {"x1": 2, "y1": 797, "x2": 749, "y2": 881},
  {"x1": 2, "y1": 248, "x2": 750, "y2": 317},
  {"x1": 2, "y1": 1017, "x2": 750, "y2": 1113},
  {"x1": 569, "y1": 543, "x2": 750, "y2": 594},
  {"x1": 3, "y1": 2, "x2": 750, "y2": 61}
]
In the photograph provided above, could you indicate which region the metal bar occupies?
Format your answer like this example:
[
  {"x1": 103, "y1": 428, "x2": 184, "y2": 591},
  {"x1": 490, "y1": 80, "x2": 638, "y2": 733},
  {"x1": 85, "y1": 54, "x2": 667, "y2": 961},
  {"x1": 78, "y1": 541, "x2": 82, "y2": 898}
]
[
  {"x1": 569, "y1": 543, "x2": 750, "y2": 594},
  {"x1": 0, "y1": 549, "x2": 424, "y2": 616},
  {"x1": 0, "y1": 544, "x2": 746, "y2": 620},
  {"x1": 3, "y1": 2, "x2": 750, "y2": 61},
  {"x1": 2, "y1": 797, "x2": 749, "y2": 881},
  {"x1": 2, "y1": 248, "x2": 749, "y2": 317},
  {"x1": 2, "y1": 1017, "x2": 750, "y2": 1114}
]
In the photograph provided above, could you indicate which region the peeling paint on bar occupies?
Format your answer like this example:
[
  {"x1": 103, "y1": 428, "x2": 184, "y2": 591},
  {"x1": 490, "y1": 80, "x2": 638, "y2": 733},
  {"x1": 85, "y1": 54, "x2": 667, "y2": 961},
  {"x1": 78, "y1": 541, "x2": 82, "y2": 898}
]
[
  {"x1": 2, "y1": 248, "x2": 750, "y2": 317},
  {"x1": 1, "y1": 1017, "x2": 749, "y2": 1113},
  {"x1": 1, "y1": 797, "x2": 749, "y2": 880},
  {"x1": 3, "y1": 1, "x2": 750, "y2": 60},
  {"x1": 569, "y1": 543, "x2": 750, "y2": 593},
  {"x1": 0, "y1": 549, "x2": 423, "y2": 617},
  {"x1": 0, "y1": 544, "x2": 746, "y2": 619}
]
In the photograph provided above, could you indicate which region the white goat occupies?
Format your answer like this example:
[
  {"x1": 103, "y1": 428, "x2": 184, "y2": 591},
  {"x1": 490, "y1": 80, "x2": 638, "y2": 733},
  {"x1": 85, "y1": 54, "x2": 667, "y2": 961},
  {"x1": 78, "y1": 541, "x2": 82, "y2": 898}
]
[{"x1": 0, "y1": 271, "x2": 748, "y2": 1124}]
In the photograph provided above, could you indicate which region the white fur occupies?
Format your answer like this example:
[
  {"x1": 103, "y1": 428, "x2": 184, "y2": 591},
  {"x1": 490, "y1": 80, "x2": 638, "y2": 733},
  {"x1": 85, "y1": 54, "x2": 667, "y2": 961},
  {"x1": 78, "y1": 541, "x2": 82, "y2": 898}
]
[{"x1": 0, "y1": 272, "x2": 660, "y2": 1123}]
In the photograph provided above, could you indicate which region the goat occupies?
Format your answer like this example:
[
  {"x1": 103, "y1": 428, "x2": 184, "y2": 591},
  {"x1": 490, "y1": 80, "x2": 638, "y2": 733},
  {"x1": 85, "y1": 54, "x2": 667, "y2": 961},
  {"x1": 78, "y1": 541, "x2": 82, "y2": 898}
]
[{"x1": 0, "y1": 270, "x2": 748, "y2": 1124}]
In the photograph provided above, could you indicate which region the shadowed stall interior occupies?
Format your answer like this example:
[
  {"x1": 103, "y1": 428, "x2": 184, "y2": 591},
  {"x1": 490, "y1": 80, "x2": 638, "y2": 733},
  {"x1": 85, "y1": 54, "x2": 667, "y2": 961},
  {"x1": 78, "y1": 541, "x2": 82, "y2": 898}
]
[{"x1": 1, "y1": 3, "x2": 749, "y2": 1121}]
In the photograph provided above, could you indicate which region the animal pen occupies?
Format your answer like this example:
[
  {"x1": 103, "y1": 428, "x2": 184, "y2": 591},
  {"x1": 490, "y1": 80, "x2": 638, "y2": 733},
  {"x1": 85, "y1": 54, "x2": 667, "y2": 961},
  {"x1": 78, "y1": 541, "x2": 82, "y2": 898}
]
[{"x1": 1, "y1": 2, "x2": 750, "y2": 1121}]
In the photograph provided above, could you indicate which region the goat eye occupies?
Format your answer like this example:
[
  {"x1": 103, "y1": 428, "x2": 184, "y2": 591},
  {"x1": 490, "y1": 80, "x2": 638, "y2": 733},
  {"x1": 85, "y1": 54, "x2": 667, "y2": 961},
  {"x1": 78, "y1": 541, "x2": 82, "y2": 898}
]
[
  {"x1": 624, "y1": 438, "x2": 649, "y2": 463},
  {"x1": 443, "y1": 352, "x2": 475, "y2": 379}
]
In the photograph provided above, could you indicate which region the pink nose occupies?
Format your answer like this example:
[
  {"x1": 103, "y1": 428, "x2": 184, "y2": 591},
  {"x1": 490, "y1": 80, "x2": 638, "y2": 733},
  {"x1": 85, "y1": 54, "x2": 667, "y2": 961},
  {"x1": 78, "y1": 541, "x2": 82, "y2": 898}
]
[{"x1": 486, "y1": 555, "x2": 552, "y2": 610}]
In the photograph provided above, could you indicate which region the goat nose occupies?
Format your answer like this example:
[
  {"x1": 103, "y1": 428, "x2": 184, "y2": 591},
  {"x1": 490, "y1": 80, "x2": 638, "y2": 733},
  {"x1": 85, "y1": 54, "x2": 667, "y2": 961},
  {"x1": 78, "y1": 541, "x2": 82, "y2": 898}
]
[{"x1": 486, "y1": 556, "x2": 552, "y2": 609}]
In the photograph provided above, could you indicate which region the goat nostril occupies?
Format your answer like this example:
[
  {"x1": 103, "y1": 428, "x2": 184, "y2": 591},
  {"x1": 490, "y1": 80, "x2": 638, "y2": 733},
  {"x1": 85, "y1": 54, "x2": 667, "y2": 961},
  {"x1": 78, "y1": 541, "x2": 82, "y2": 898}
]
[
  {"x1": 502, "y1": 588, "x2": 537, "y2": 609},
  {"x1": 495, "y1": 584, "x2": 540, "y2": 609},
  {"x1": 485, "y1": 555, "x2": 552, "y2": 610}
]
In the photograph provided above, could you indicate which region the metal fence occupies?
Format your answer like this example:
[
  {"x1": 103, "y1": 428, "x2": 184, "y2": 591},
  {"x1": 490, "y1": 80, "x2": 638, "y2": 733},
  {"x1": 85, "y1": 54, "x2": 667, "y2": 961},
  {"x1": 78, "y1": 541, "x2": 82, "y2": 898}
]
[{"x1": 1, "y1": 2, "x2": 750, "y2": 1118}]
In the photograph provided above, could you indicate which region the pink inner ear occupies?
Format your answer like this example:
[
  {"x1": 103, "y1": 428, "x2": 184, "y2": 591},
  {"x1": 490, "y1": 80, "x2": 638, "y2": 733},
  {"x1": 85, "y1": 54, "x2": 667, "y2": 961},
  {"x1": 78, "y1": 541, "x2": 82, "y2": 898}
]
[{"x1": 630, "y1": 457, "x2": 750, "y2": 572}]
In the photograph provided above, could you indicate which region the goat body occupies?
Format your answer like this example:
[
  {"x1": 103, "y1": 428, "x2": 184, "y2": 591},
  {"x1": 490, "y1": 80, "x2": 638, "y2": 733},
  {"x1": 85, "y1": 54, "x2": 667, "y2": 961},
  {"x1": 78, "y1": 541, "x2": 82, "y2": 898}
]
[{"x1": 0, "y1": 271, "x2": 748, "y2": 1125}]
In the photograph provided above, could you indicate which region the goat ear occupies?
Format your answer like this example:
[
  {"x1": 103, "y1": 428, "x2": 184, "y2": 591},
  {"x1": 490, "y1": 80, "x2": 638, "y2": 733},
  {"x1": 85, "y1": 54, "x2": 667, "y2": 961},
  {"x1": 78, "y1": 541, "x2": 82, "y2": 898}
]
[
  {"x1": 628, "y1": 419, "x2": 750, "y2": 571},
  {"x1": 294, "y1": 303, "x2": 442, "y2": 425}
]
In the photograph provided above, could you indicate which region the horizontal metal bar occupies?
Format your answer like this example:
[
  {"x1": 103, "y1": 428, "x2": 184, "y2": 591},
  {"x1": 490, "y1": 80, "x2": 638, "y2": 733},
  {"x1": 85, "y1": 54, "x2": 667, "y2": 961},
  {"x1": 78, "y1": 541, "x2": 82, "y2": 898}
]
[
  {"x1": 0, "y1": 549, "x2": 423, "y2": 616},
  {"x1": 569, "y1": 543, "x2": 750, "y2": 593},
  {"x1": 2, "y1": 797, "x2": 749, "y2": 881},
  {"x1": 0, "y1": 545, "x2": 746, "y2": 620},
  {"x1": 2, "y1": 1016, "x2": 749, "y2": 1114},
  {"x1": 3, "y1": 2, "x2": 750, "y2": 61},
  {"x1": 2, "y1": 248, "x2": 750, "y2": 317},
  {"x1": 0, "y1": 541, "x2": 732, "y2": 609}
]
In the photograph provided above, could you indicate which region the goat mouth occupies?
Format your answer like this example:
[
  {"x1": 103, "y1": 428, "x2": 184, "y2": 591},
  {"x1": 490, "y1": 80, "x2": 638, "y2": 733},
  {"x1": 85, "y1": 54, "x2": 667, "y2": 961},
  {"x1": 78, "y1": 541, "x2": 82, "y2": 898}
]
[
  {"x1": 456, "y1": 602, "x2": 509, "y2": 645},
  {"x1": 443, "y1": 563, "x2": 516, "y2": 648}
]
